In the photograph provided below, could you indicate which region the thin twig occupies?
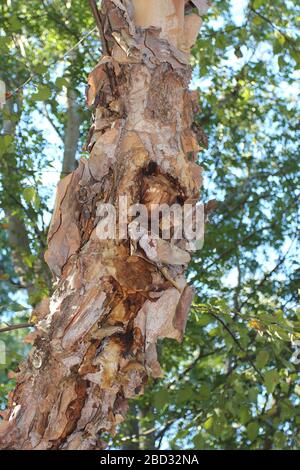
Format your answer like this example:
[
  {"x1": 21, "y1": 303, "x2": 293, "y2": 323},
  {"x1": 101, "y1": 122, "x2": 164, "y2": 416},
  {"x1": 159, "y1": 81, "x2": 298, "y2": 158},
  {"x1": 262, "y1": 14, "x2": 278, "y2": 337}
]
[
  {"x1": 6, "y1": 26, "x2": 97, "y2": 99},
  {"x1": 0, "y1": 323, "x2": 34, "y2": 334},
  {"x1": 41, "y1": 104, "x2": 64, "y2": 142},
  {"x1": 88, "y1": 0, "x2": 119, "y2": 97},
  {"x1": 239, "y1": 238, "x2": 297, "y2": 310},
  {"x1": 208, "y1": 310, "x2": 264, "y2": 382},
  {"x1": 192, "y1": 305, "x2": 265, "y2": 382},
  {"x1": 167, "y1": 346, "x2": 225, "y2": 389},
  {"x1": 250, "y1": 7, "x2": 296, "y2": 50},
  {"x1": 88, "y1": 0, "x2": 108, "y2": 54}
]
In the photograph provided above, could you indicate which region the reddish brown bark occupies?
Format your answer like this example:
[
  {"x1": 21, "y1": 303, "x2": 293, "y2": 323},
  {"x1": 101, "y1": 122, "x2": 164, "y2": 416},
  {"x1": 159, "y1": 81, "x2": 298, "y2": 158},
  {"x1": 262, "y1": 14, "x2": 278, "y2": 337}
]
[{"x1": 0, "y1": 0, "x2": 208, "y2": 449}]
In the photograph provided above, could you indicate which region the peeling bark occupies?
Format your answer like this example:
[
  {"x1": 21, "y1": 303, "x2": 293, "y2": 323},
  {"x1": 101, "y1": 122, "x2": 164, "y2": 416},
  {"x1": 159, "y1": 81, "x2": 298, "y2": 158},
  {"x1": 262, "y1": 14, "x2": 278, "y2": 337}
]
[{"x1": 0, "y1": 0, "x2": 209, "y2": 450}]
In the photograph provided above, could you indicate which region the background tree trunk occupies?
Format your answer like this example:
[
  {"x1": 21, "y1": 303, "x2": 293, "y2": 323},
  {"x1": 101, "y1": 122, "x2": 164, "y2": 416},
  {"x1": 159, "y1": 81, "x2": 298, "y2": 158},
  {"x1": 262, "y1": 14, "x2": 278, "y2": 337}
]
[
  {"x1": 2, "y1": 99, "x2": 31, "y2": 286},
  {"x1": 61, "y1": 88, "x2": 81, "y2": 177},
  {"x1": 1, "y1": 98, "x2": 51, "y2": 298},
  {"x1": 0, "y1": 0, "x2": 207, "y2": 450}
]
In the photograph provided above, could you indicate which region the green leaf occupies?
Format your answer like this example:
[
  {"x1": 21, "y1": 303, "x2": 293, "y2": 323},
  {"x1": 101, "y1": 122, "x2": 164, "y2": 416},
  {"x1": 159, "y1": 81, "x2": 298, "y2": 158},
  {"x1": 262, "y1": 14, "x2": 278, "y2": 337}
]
[
  {"x1": 55, "y1": 77, "x2": 70, "y2": 90},
  {"x1": 193, "y1": 433, "x2": 204, "y2": 449},
  {"x1": 204, "y1": 416, "x2": 213, "y2": 430},
  {"x1": 264, "y1": 370, "x2": 280, "y2": 394},
  {"x1": 0, "y1": 36, "x2": 9, "y2": 53},
  {"x1": 34, "y1": 64, "x2": 48, "y2": 75},
  {"x1": 23, "y1": 254, "x2": 35, "y2": 268},
  {"x1": 290, "y1": 49, "x2": 300, "y2": 69},
  {"x1": 8, "y1": 15, "x2": 22, "y2": 31},
  {"x1": 23, "y1": 187, "x2": 36, "y2": 204},
  {"x1": 240, "y1": 407, "x2": 251, "y2": 425},
  {"x1": 154, "y1": 390, "x2": 169, "y2": 410},
  {"x1": 247, "y1": 422, "x2": 259, "y2": 441},
  {"x1": 177, "y1": 385, "x2": 194, "y2": 403},
  {"x1": 256, "y1": 350, "x2": 269, "y2": 369},
  {"x1": 235, "y1": 46, "x2": 243, "y2": 58},
  {"x1": 253, "y1": 0, "x2": 265, "y2": 8},
  {"x1": 241, "y1": 87, "x2": 251, "y2": 101},
  {"x1": 278, "y1": 55, "x2": 286, "y2": 70},
  {"x1": 196, "y1": 313, "x2": 212, "y2": 326},
  {"x1": 31, "y1": 85, "x2": 52, "y2": 101},
  {"x1": 2, "y1": 135, "x2": 13, "y2": 148},
  {"x1": 252, "y1": 15, "x2": 263, "y2": 25},
  {"x1": 273, "y1": 39, "x2": 284, "y2": 55},
  {"x1": 197, "y1": 385, "x2": 210, "y2": 401},
  {"x1": 0, "y1": 135, "x2": 14, "y2": 156},
  {"x1": 248, "y1": 387, "x2": 258, "y2": 402},
  {"x1": 212, "y1": 419, "x2": 223, "y2": 437}
]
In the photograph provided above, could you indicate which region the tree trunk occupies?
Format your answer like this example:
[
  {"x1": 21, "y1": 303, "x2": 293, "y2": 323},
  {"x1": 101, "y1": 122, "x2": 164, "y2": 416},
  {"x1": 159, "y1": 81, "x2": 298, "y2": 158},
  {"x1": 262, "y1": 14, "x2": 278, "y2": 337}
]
[
  {"x1": 2, "y1": 99, "x2": 32, "y2": 287},
  {"x1": 2, "y1": 98, "x2": 51, "y2": 297},
  {"x1": 61, "y1": 88, "x2": 81, "y2": 177},
  {"x1": 0, "y1": 0, "x2": 208, "y2": 450}
]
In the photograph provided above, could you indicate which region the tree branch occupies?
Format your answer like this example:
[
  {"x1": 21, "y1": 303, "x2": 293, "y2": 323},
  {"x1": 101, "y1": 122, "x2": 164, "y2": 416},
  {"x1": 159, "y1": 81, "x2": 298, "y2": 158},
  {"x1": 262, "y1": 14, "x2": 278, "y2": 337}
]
[
  {"x1": 41, "y1": 104, "x2": 64, "y2": 142},
  {"x1": 192, "y1": 306, "x2": 265, "y2": 382},
  {"x1": 88, "y1": 0, "x2": 108, "y2": 54},
  {"x1": 167, "y1": 346, "x2": 225, "y2": 389},
  {"x1": 0, "y1": 323, "x2": 33, "y2": 334},
  {"x1": 250, "y1": 7, "x2": 296, "y2": 50}
]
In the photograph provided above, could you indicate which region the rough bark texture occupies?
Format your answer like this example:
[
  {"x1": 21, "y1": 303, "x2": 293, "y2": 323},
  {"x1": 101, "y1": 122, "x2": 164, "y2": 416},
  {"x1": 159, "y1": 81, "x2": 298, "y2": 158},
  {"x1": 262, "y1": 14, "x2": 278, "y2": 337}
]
[{"x1": 0, "y1": 0, "x2": 208, "y2": 450}]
